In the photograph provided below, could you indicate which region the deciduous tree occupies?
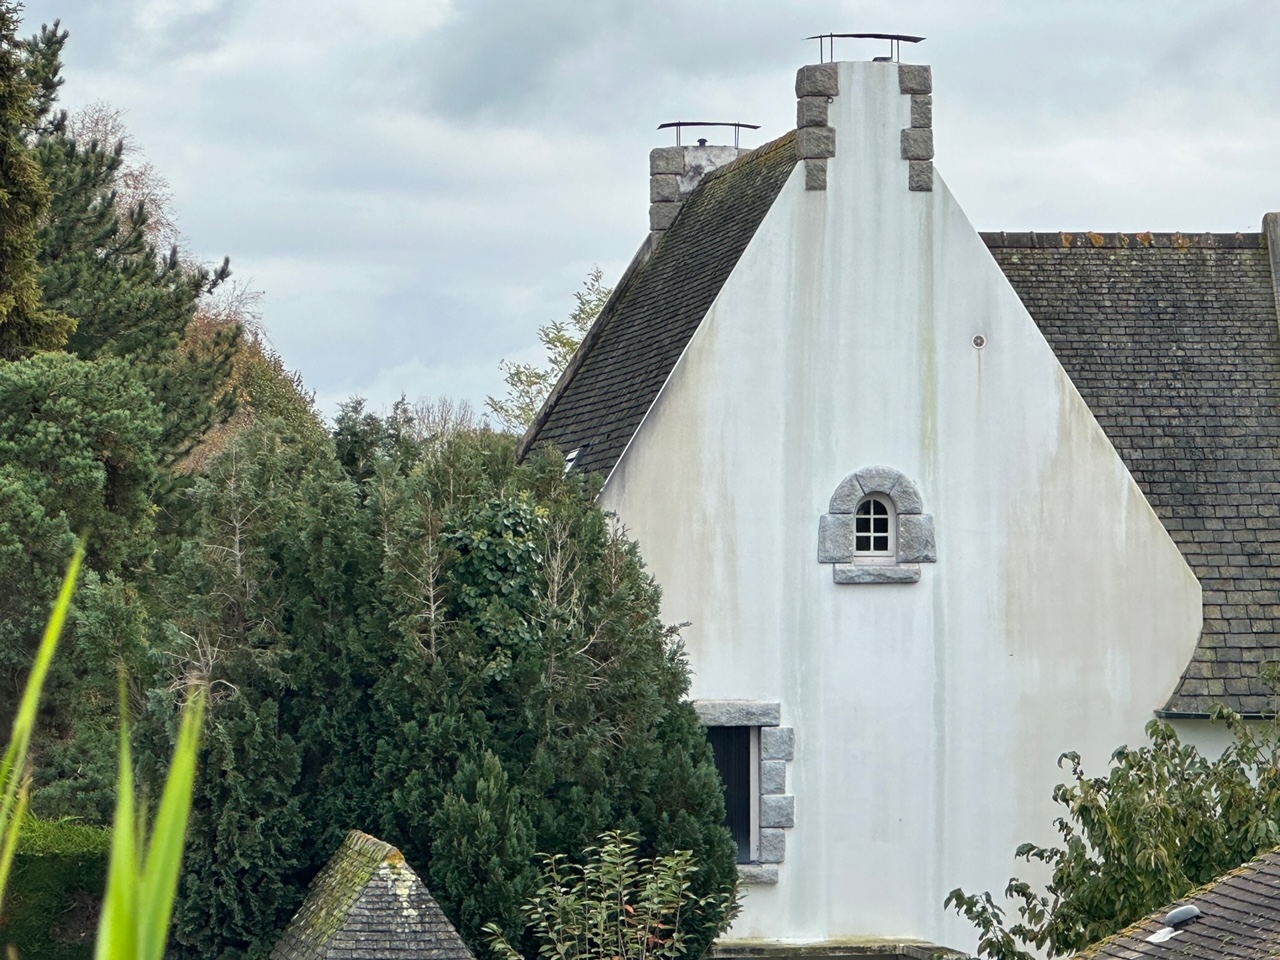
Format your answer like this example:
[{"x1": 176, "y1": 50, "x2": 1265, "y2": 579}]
[
  {"x1": 488, "y1": 268, "x2": 611, "y2": 432},
  {"x1": 947, "y1": 707, "x2": 1280, "y2": 960}
]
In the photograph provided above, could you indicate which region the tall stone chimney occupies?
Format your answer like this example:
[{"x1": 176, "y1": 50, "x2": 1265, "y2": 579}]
[
  {"x1": 649, "y1": 143, "x2": 746, "y2": 241},
  {"x1": 794, "y1": 60, "x2": 934, "y2": 193}
]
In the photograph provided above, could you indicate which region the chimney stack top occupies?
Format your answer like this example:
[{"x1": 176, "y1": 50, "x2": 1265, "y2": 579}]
[
  {"x1": 805, "y1": 32, "x2": 925, "y2": 64},
  {"x1": 657, "y1": 121, "x2": 762, "y2": 149}
]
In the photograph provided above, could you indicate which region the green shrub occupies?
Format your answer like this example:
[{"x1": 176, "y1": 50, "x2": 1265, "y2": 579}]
[{"x1": 1, "y1": 817, "x2": 110, "y2": 960}]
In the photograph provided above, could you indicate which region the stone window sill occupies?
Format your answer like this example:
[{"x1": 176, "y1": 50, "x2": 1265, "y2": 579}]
[{"x1": 737, "y1": 863, "x2": 778, "y2": 885}]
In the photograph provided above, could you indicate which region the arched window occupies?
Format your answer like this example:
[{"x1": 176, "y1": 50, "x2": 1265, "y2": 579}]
[
  {"x1": 855, "y1": 495, "x2": 894, "y2": 556},
  {"x1": 817, "y1": 466, "x2": 936, "y2": 584}
]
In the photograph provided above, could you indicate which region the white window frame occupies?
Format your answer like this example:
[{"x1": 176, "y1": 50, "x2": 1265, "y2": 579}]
[
  {"x1": 853, "y1": 494, "x2": 896, "y2": 562},
  {"x1": 748, "y1": 727, "x2": 761, "y2": 863}
]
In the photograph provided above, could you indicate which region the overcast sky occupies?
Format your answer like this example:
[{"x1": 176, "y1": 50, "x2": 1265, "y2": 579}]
[{"x1": 20, "y1": 0, "x2": 1280, "y2": 421}]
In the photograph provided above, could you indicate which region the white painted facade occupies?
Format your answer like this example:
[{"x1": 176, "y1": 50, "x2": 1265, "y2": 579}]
[{"x1": 597, "y1": 62, "x2": 1204, "y2": 951}]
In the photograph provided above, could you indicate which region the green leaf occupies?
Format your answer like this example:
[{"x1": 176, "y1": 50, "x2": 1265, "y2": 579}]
[{"x1": 0, "y1": 539, "x2": 83, "y2": 914}]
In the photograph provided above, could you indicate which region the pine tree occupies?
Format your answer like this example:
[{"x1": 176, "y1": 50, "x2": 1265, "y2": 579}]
[
  {"x1": 0, "y1": 3, "x2": 73, "y2": 358},
  {"x1": 34, "y1": 110, "x2": 238, "y2": 465}
]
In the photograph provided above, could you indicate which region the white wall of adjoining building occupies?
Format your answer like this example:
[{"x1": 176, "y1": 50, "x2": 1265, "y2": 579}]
[{"x1": 598, "y1": 62, "x2": 1203, "y2": 951}]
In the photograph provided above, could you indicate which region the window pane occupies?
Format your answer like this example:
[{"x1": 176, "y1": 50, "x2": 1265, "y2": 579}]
[
  {"x1": 856, "y1": 535, "x2": 871, "y2": 551},
  {"x1": 706, "y1": 726, "x2": 752, "y2": 863},
  {"x1": 874, "y1": 535, "x2": 889, "y2": 551},
  {"x1": 873, "y1": 517, "x2": 887, "y2": 534},
  {"x1": 872, "y1": 500, "x2": 887, "y2": 516},
  {"x1": 856, "y1": 501, "x2": 872, "y2": 516}
]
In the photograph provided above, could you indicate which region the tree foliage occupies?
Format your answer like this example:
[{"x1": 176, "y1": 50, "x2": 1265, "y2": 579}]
[
  {"x1": 488, "y1": 268, "x2": 611, "y2": 432},
  {"x1": 159, "y1": 406, "x2": 737, "y2": 960},
  {"x1": 0, "y1": 8, "x2": 316, "y2": 825},
  {"x1": 0, "y1": 6, "x2": 73, "y2": 358},
  {"x1": 946, "y1": 708, "x2": 1280, "y2": 960}
]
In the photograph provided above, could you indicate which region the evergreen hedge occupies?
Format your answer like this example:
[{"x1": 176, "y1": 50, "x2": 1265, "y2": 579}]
[{"x1": 1, "y1": 817, "x2": 110, "y2": 960}]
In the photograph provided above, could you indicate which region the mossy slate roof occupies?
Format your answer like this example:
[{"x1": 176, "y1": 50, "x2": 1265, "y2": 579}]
[
  {"x1": 270, "y1": 830, "x2": 475, "y2": 960},
  {"x1": 1075, "y1": 847, "x2": 1280, "y2": 960},
  {"x1": 518, "y1": 131, "x2": 799, "y2": 476},
  {"x1": 986, "y1": 232, "x2": 1280, "y2": 717},
  {"x1": 521, "y1": 127, "x2": 1280, "y2": 718}
]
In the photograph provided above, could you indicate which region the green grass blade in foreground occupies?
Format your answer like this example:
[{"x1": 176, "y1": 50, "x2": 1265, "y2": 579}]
[
  {"x1": 0, "y1": 541, "x2": 85, "y2": 913},
  {"x1": 95, "y1": 684, "x2": 206, "y2": 960},
  {"x1": 96, "y1": 677, "x2": 139, "y2": 960},
  {"x1": 138, "y1": 691, "x2": 205, "y2": 960},
  {"x1": 0, "y1": 785, "x2": 30, "y2": 912}
]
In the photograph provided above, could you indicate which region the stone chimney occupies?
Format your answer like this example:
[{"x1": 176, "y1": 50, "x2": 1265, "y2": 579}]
[
  {"x1": 794, "y1": 60, "x2": 934, "y2": 193},
  {"x1": 649, "y1": 143, "x2": 746, "y2": 240}
]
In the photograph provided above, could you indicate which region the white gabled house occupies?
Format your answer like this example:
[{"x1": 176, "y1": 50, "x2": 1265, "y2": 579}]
[{"x1": 520, "y1": 55, "x2": 1280, "y2": 956}]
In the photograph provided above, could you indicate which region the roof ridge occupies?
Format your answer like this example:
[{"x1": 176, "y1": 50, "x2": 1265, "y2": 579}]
[{"x1": 982, "y1": 230, "x2": 1264, "y2": 250}]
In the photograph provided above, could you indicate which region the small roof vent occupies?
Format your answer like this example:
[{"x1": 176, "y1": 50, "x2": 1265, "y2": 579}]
[{"x1": 1144, "y1": 904, "x2": 1201, "y2": 943}]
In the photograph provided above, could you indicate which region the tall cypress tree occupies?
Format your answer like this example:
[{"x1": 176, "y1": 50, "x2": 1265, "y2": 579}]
[
  {"x1": 159, "y1": 409, "x2": 738, "y2": 960},
  {"x1": 0, "y1": 2, "x2": 72, "y2": 358}
]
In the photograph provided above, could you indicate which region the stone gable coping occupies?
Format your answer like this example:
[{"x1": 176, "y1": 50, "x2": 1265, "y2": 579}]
[
  {"x1": 899, "y1": 64, "x2": 933, "y2": 191},
  {"x1": 795, "y1": 64, "x2": 838, "y2": 190}
]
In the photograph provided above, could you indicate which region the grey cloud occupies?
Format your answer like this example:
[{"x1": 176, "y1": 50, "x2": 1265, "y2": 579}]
[{"x1": 17, "y1": 0, "x2": 1280, "y2": 421}]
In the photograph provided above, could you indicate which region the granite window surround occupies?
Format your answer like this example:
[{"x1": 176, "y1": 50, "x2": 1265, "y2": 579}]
[
  {"x1": 693, "y1": 700, "x2": 794, "y2": 885},
  {"x1": 818, "y1": 466, "x2": 937, "y2": 583}
]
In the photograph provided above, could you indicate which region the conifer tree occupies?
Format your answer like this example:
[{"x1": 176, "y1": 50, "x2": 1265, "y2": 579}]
[
  {"x1": 0, "y1": 3, "x2": 72, "y2": 358},
  {"x1": 159, "y1": 409, "x2": 737, "y2": 960}
]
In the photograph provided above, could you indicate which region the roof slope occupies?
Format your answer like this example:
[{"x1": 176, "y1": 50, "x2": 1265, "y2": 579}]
[
  {"x1": 520, "y1": 131, "x2": 799, "y2": 476},
  {"x1": 1075, "y1": 848, "x2": 1280, "y2": 960},
  {"x1": 271, "y1": 830, "x2": 475, "y2": 960},
  {"x1": 986, "y1": 232, "x2": 1280, "y2": 717}
]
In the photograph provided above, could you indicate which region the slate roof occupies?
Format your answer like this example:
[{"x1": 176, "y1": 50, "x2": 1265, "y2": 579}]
[
  {"x1": 519, "y1": 117, "x2": 1280, "y2": 717},
  {"x1": 517, "y1": 131, "x2": 799, "y2": 475},
  {"x1": 1074, "y1": 848, "x2": 1280, "y2": 960},
  {"x1": 271, "y1": 830, "x2": 475, "y2": 960},
  {"x1": 985, "y1": 232, "x2": 1280, "y2": 717}
]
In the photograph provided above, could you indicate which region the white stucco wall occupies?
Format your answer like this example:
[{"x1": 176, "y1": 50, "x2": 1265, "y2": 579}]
[{"x1": 597, "y1": 62, "x2": 1204, "y2": 952}]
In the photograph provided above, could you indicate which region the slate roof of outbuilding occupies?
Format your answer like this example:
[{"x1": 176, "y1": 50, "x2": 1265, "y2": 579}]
[
  {"x1": 516, "y1": 131, "x2": 799, "y2": 476},
  {"x1": 1074, "y1": 847, "x2": 1280, "y2": 960},
  {"x1": 986, "y1": 232, "x2": 1280, "y2": 717},
  {"x1": 270, "y1": 830, "x2": 475, "y2": 960}
]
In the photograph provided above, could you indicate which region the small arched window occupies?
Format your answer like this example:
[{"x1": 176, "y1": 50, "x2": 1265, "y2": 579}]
[
  {"x1": 855, "y1": 495, "x2": 894, "y2": 556},
  {"x1": 817, "y1": 466, "x2": 936, "y2": 584}
]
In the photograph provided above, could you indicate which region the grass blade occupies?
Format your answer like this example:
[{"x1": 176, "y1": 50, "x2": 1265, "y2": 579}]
[
  {"x1": 138, "y1": 691, "x2": 205, "y2": 960},
  {"x1": 95, "y1": 682, "x2": 206, "y2": 960},
  {"x1": 0, "y1": 541, "x2": 84, "y2": 913},
  {"x1": 0, "y1": 781, "x2": 30, "y2": 915},
  {"x1": 95, "y1": 676, "x2": 139, "y2": 960}
]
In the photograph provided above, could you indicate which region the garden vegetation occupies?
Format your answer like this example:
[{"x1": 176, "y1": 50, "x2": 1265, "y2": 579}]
[{"x1": 0, "y1": 7, "x2": 738, "y2": 960}]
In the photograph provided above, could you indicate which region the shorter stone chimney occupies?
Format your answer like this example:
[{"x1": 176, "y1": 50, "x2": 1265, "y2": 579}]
[{"x1": 649, "y1": 143, "x2": 746, "y2": 240}]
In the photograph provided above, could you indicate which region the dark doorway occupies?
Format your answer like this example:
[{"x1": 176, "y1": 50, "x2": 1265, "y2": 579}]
[{"x1": 706, "y1": 726, "x2": 751, "y2": 862}]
